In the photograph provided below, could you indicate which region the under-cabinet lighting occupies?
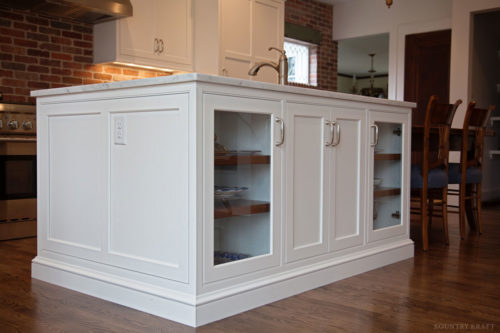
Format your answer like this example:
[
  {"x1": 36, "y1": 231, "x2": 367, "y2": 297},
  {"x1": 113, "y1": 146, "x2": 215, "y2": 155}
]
[{"x1": 112, "y1": 62, "x2": 177, "y2": 73}]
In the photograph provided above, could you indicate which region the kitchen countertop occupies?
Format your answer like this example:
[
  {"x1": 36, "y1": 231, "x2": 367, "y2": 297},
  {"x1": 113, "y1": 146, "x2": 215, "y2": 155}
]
[{"x1": 31, "y1": 73, "x2": 416, "y2": 109}]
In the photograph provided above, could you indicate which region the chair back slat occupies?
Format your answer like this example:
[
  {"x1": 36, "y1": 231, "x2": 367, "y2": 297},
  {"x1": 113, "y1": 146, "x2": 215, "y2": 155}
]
[{"x1": 462, "y1": 101, "x2": 495, "y2": 168}]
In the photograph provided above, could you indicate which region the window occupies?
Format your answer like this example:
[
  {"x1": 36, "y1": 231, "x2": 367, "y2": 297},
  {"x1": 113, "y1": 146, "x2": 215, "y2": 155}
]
[{"x1": 284, "y1": 38, "x2": 317, "y2": 86}]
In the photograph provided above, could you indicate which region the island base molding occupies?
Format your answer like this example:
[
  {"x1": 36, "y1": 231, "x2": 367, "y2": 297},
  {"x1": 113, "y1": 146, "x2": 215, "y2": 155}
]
[{"x1": 32, "y1": 240, "x2": 413, "y2": 327}]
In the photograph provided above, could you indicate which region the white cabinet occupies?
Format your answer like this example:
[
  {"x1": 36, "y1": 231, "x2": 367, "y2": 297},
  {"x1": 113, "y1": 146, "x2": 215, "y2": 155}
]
[
  {"x1": 94, "y1": 0, "x2": 193, "y2": 71},
  {"x1": 202, "y1": 94, "x2": 282, "y2": 282},
  {"x1": 285, "y1": 102, "x2": 366, "y2": 262},
  {"x1": 367, "y1": 110, "x2": 410, "y2": 243},
  {"x1": 218, "y1": 0, "x2": 284, "y2": 83},
  {"x1": 32, "y1": 74, "x2": 413, "y2": 327}
]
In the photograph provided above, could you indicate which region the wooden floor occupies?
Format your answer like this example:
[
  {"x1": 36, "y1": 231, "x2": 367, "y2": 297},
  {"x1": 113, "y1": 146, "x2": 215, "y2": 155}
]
[{"x1": 1, "y1": 207, "x2": 500, "y2": 332}]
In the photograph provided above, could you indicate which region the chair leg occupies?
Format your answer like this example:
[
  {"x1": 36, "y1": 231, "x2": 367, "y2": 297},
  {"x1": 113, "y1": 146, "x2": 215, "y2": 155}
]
[
  {"x1": 459, "y1": 183, "x2": 466, "y2": 239},
  {"x1": 465, "y1": 184, "x2": 476, "y2": 231},
  {"x1": 422, "y1": 189, "x2": 429, "y2": 251},
  {"x1": 476, "y1": 183, "x2": 482, "y2": 234},
  {"x1": 428, "y1": 197, "x2": 434, "y2": 234},
  {"x1": 442, "y1": 188, "x2": 449, "y2": 245}
]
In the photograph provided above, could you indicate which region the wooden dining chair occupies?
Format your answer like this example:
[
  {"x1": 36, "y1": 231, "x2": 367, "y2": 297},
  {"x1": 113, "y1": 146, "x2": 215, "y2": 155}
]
[
  {"x1": 411, "y1": 95, "x2": 462, "y2": 250},
  {"x1": 448, "y1": 101, "x2": 495, "y2": 239}
]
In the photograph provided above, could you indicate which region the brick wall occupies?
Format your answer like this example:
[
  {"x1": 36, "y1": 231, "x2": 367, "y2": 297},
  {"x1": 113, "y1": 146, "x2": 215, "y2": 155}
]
[
  {"x1": 285, "y1": 0, "x2": 337, "y2": 91},
  {"x1": 0, "y1": 7, "x2": 171, "y2": 104}
]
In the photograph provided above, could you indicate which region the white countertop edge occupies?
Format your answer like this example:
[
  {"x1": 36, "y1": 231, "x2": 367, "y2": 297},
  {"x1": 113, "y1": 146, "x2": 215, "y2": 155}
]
[{"x1": 31, "y1": 72, "x2": 416, "y2": 108}]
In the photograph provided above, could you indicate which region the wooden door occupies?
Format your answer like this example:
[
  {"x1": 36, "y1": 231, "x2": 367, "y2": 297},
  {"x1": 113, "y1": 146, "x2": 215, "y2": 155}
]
[{"x1": 404, "y1": 30, "x2": 451, "y2": 125}]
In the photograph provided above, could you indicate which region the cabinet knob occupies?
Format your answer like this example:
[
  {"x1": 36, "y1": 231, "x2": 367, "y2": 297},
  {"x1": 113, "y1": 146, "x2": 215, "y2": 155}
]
[
  {"x1": 154, "y1": 38, "x2": 159, "y2": 54},
  {"x1": 7, "y1": 119, "x2": 18, "y2": 129},
  {"x1": 22, "y1": 120, "x2": 33, "y2": 130},
  {"x1": 159, "y1": 39, "x2": 165, "y2": 53}
]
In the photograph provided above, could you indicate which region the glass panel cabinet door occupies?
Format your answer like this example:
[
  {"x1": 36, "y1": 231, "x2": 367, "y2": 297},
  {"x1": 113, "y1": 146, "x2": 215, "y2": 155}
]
[
  {"x1": 213, "y1": 110, "x2": 272, "y2": 265},
  {"x1": 372, "y1": 121, "x2": 403, "y2": 231}
]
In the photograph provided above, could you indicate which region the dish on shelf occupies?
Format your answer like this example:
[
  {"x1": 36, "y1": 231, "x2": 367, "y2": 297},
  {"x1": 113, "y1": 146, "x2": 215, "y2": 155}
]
[
  {"x1": 373, "y1": 178, "x2": 383, "y2": 187},
  {"x1": 214, "y1": 251, "x2": 250, "y2": 265},
  {"x1": 214, "y1": 186, "x2": 249, "y2": 199}
]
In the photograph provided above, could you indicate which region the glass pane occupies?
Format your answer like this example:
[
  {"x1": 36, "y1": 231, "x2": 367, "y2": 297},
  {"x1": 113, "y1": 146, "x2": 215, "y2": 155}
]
[
  {"x1": 284, "y1": 40, "x2": 309, "y2": 84},
  {"x1": 214, "y1": 111, "x2": 271, "y2": 265},
  {"x1": 373, "y1": 122, "x2": 402, "y2": 230}
]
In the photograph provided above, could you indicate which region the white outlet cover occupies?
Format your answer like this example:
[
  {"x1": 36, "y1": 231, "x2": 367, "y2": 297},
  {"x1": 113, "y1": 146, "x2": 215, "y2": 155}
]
[{"x1": 114, "y1": 115, "x2": 127, "y2": 145}]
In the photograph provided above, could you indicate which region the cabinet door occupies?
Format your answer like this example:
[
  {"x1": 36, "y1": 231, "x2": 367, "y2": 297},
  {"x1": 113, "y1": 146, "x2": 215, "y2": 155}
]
[
  {"x1": 285, "y1": 102, "x2": 330, "y2": 262},
  {"x1": 156, "y1": 0, "x2": 193, "y2": 67},
  {"x1": 329, "y1": 108, "x2": 367, "y2": 251},
  {"x1": 367, "y1": 111, "x2": 410, "y2": 243},
  {"x1": 119, "y1": 0, "x2": 156, "y2": 60},
  {"x1": 203, "y1": 94, "x2": 282, "y2": 282}
]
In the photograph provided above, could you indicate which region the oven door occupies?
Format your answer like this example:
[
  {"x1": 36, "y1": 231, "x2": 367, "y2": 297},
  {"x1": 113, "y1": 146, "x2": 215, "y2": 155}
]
[{"x1": 0, "y1": 155, "x2": 37, "y2": 200}]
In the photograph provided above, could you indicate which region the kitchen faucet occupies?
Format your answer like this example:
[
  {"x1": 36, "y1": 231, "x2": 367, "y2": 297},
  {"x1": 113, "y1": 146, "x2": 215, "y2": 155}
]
[{"x1": 248, "y1": 47, "x2": 288, "y2": 85}]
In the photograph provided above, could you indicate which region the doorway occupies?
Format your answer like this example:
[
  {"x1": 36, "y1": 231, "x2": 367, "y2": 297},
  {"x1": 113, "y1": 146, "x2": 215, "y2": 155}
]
[{"x1": 404, "y1": 29, "x2": 451, "y2": 124}]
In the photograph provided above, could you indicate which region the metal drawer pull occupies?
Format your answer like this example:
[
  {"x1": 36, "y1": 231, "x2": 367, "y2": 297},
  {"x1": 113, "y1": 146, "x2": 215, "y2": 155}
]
[
  {"x1": 159, "y1": 39, "x2": 165, "y2": 53},
  {"x1": 275, "y1": 117, "x2": 285, "y2": 146},
  {"x1": 371, "y1": 124, "x2": 379, "y2": 146},
  {"x1": 154, "y1": 38, "x2": 159, "y2": 54},
  {"x1": 331, "y1": 121, "x2": 340, "y2": 147},
  {"x1": 325, "y1": 121, "x2": 333, "y2": 146}
]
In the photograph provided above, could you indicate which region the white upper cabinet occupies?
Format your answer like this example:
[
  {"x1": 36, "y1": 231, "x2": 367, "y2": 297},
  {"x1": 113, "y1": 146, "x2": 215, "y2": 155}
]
[
  {"x1": 218, "y1": 0, "x2": 284, "y2": 83},
  {"x1": 94, "y1": 0, "x2": 193, "y2": 71}
]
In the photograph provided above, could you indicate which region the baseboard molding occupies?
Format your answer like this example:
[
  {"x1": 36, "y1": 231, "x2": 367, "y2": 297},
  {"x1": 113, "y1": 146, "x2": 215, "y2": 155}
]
[{"x1": 32, "y1": 239, "x2": 414, "y2": 327}]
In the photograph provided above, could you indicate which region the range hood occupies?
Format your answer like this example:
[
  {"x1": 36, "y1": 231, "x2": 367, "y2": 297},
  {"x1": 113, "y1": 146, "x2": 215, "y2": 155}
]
[{"x1": 3, "y1": 0, "x2": 133, "y2": 24}]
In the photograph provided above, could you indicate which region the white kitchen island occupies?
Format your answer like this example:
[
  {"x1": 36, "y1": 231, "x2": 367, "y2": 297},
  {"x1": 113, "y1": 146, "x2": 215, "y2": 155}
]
[{"x1": 31, "y1": 73, "x2": 414, "y2": 327}]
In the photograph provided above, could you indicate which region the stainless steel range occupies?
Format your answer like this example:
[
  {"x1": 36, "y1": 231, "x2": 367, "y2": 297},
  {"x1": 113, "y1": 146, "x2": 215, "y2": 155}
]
[{"x1": 0, "y1": 102, "x2": 37, "y2": 240}]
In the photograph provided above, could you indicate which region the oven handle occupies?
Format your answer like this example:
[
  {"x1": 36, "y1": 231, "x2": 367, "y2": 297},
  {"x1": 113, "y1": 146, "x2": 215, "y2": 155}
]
[{"x1": 0, "y1": 137, "x2": 37, "y2": 142}]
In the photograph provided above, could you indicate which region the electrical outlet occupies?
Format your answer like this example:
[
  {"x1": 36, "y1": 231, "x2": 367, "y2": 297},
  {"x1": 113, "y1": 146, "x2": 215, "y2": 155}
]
[{"x1": 114, "y1": 115, "x2": 127, "y2": 145}]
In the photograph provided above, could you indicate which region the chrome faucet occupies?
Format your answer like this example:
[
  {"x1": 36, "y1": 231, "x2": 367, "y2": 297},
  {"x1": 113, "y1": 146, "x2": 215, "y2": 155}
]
[{"x1": 248, "y1": 47, "x2": 288, "y2": 85}]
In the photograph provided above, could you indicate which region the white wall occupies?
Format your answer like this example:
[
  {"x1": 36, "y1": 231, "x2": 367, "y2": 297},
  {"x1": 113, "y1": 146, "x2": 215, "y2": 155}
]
[{"x1": 332, "y1": 0, "x2": 452, "y2": 100}]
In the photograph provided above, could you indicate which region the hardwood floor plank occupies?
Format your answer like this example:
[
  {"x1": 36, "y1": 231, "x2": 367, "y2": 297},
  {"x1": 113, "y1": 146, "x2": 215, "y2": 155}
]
[{"x1": 0, "y1": 206, "x2": 499, "y2": 331}]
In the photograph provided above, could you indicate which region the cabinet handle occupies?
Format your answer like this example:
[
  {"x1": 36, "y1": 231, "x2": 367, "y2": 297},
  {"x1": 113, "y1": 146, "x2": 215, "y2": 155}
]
[
  {"x1": 326, "y1": 121, "x2": 333, "y2": 146},
  {"x1": 371, "y1": 124, "x2": 379, "y2": 146},
  {"x1": 222, "y1": 68, "x2": 228, "y2": 76},
  {"x1": 331, "y1": 121, "x2": 341, "y2": 147},
  {"x1": 154, "y1": 38, "x2": 159, "y2": 54},
  {"x1": 275, "y1": 117, "x2": 285, "y2": 146},
  {"x1": 159, "y1": 39, "x2": 165, "y2": 53}
]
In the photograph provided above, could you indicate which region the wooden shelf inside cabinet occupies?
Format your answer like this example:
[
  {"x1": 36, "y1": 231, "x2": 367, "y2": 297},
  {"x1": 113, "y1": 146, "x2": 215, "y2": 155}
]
[
  {"x1": 214, "y1": 154, "x2": 270, "y2": 166},
  {"x1": 374, "y1": 153, "x2": 401, "y2": 160},
  {"x1": 374, "y1": 187, "x2": 401, "y2": 199},
  {"x1": 214, "y1": 199, "x2": 270, "y2": 219}
]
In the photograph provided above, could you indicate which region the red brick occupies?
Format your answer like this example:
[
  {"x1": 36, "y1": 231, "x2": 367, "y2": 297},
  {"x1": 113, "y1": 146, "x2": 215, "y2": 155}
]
[
  {"x1": 123, "y1": 69, "x2": 139, "y2": 76},
  {"x1": 73, "y1": 25, "x2": 92, "y2": 34},
  {"x1": 27, "y1": 65, "x2": 49, "y2": 73},
  {"x1": 39, "y1": 27, "x2": 61, "y2": 36},
  {"x1": 83, "y1": 34, "x2": 93, "y2": 42},
  {"x1": 27, "y1": 49, "x2": 49, "y2": 57},
  {"x1": 0, "y1": 18, "x2": 11, "y2": 27},
  {"x1": 0, "y1": 69, "x2": 13, "y2": 78},
  {"x1": 93, "y1": 72, "x2": 112, "y2": 80},
  {"x1": 50, "y1": 21, "x2": 71, "y2": 30},
  {"x1": 51, "y1": 53, "x2": 72, "y2": 61},
  {"x1": 84, "y1": 64, "x2": 103, "y2": 72},
  {"x1": 73, "y1": 40, "x2": 92, "y2": 48},
  {"x1": 0, "y1": 27, "x2": 24, "y2": 38},
  {"x1": 62, "y1": 46, "x2": 82, "y2": 55},
  {"x1": 1, "y1": 44, "x2": 24, "y2": 55},
  {"x1": 15, "y1": 71, "x2": 39, "y2": 80},
  {"x1": 51, "y1": 83, "x2": 69, "y2": 88},
  {"x1": 28, "y1": 81, "x2": 50, "y2": 89},
  {"x1": 2, "y1": 94, "x2": 27, "y2": 103},
  {"x1": 0, "y1": 36, "x2": 12, "y2": 44},
  {"x1": 39, "y1": 43, "x2": 61, "y2": 52},
  {"x1": 14, "y1": 55, "x2": 38, "y2": 64},
  {"x1": 40, "y1": 58, "x2": 61, "y2": 67},
  {"x1": 62, "y1": 76, "x2": 82, "y2": 85},
  {"x1": 139, "y1": 71, "x2": 156, "y2": 78},
  {"x1": 83, "y1": 49, "x2": 92, "y2": 56},
  {"x1": 13, "y1": 22, "x2": 37, "y2": 32},
  {"x1": 83, "y1": 79, "x2": 104, "y2": 84},
  {"x1": 15, "y1": 87, "x2": 31, "y2": 96},
  {"x1": 0, "y1": 10, "x2": 24, "y2": 21},
  {"x1": 73, "y1": 70, "x2": 92, "y2": 78},
  {"x1": 26, "y1": 16, "x2": 49, "y2": 26},
  {"x1": 2, "y1": 62, "x2": 25, "y2": 71},
  {"x1": 40, "y1": 74, "x2": 61, "y2": 83},
  {"x1": 0, "y1": 53, "x2": 12, "y2": 61},
  {"x1": 104, "y1": 66, "x2": 122, "y2": 74},
  {"x1": 51, "y1": 68, "x2": 71, "y2": 76},
  {"x1": 13, "y1": 38, "x2": 38, "y2": 48},
  {"x1": 63, "y1": 61, "x2": 82, "y2": 70},
  {"x1": 2, "y1": 78, "x2": 25, "y2": 87},
  {"x1": 26, "y1": 32, "x2": 49, "y2": 42},
  {"x1": 73, "y1": 56, "x2": 92, "y2": 63},
  {"x1": 62, "y1": 31, "x2": 82, "y2": 40},
  {"x1": 51, "y1": 36, "x2": 71, "y2": 45},
  {"x1": 0, "y1": 86, "x2": 14, "y2": 94}
]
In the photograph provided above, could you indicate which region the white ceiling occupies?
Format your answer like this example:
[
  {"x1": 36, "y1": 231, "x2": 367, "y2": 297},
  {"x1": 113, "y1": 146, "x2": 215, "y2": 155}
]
[{"x1": 337, "y1": 33, "x2": 389, "y2": 76}]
